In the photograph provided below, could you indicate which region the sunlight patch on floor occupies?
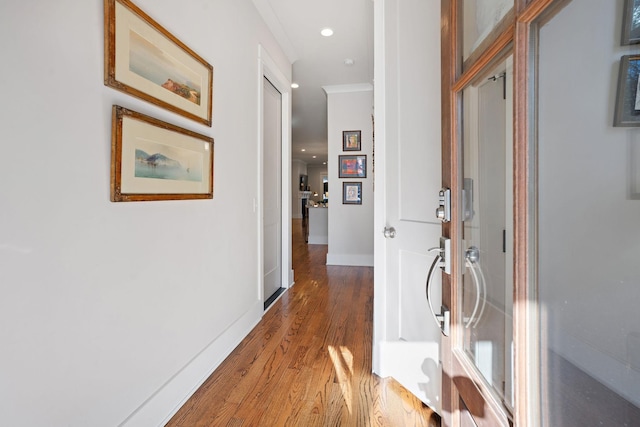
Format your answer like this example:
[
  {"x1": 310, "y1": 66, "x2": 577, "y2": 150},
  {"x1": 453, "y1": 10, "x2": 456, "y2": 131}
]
[{"x1": 328, "y1": 345, "x2": 354, "y2": 414}]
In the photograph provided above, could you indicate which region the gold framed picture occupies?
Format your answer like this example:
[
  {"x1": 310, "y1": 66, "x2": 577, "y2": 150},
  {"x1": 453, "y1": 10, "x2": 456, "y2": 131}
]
[
  {"x1": 110, "y1": 106, "x2": 214, "y2": 201},
  {"x1": 104, "y1": 0, "x2": 214, "y2": 126}
]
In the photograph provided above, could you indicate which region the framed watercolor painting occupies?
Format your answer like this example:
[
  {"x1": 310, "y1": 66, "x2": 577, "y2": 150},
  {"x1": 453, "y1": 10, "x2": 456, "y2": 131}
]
[
  {"x1": 104, "y1": 0, "x2": 214, "y2": 126},
  {"x1": 343, "y1": 130, "x2": 361, "y2": 151},
  {"x1": 110, "y1": 105, "x2": 214, "y2": 201},
  {"x1": 343, "y1": 182, "x2": 362, "y2": 205},
  {"x1": 614, "y1": 55, "x2": 640, "y2": 127},
  {"x1": 339, "y1": 155, "x2": 367, "y2": 178}
]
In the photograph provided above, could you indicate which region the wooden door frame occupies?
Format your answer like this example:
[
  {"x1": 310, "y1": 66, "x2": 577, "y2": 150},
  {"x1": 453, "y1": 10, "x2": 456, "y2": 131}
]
[{"x1": 440, "y1": 1, "x2": 570, "y2": 425}]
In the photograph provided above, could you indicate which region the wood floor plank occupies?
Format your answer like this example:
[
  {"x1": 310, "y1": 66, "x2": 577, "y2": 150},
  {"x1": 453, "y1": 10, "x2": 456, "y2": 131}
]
[{"x1": 166, "y1": 219, "x2": 440, "y2": 426}]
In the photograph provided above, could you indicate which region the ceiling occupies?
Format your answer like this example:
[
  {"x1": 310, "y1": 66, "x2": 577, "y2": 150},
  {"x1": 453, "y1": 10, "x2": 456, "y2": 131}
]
[{"x1": 253, "y1": 0, "x2": 374, "y2": 166}]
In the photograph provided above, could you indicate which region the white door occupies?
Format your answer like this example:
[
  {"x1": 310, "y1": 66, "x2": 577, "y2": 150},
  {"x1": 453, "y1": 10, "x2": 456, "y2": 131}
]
[
  {"x1": 263, "y1": 77, "x2": 282, "y2": 303},
  {"x1": 373, "y1": 0, "x2": 443, "y2": 413}
]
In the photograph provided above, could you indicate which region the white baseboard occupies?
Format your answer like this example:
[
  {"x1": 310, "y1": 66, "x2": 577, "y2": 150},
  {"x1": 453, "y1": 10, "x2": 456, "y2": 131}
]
[
  {"x1": 308, "y1": 235, "x2": 328, "y2": 244},
  {"x1": 120, "y1": 301, "x2": 263, "y2": 427},
  {"x1": 553, "y1": 333, "x2": 640, "y2": 408},
  {"x1": 326, "y1": 253, "x2": 374, "y2": 267}
]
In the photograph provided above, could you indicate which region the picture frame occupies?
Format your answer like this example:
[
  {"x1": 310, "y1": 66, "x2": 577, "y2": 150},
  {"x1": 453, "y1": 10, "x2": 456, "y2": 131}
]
[
  {"x1": 343, "y1": 130, "x2": 361, "y2": 151},
  {"x1": 111, "y1": 105, "x2": 214, "y2": 201},
  {"x1": 104, "y1": 0, "x2": 214, "y2": 126},
  {"x1": 343, "y1": 182, "x2": 362, "y2": 205},
  {"x1": 622, "y1": 0, "x2": 640, "y2": 45},
  {"x1": 339, "y1": 155, "x2": 367, "y2": 178},
  {"x1": 614, "y1": 55, "x2": 640, "y2": 127}
]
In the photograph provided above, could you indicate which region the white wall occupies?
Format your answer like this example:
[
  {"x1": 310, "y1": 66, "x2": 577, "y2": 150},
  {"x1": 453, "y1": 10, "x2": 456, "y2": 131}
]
[
  {"x1": 0, "y1": 1, "x2": 290, "y2": 426},
  {"x1": 325, "y1": 87, "x2": 374, "y2": 266},
  {"x1": 539, "y1": 0, "x2": 640, "y2": 405}
]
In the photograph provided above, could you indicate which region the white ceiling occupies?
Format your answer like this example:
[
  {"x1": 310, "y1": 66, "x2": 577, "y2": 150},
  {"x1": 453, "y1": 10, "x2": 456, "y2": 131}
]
[{"x1": 253, "y1": 0, "x2": 374, "y2": 166}]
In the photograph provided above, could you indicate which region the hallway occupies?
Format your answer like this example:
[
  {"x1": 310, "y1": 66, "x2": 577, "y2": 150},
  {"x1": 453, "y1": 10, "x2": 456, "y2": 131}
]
[{"x1": 166, "y1": 219, "x2": 440, "y2": 426}]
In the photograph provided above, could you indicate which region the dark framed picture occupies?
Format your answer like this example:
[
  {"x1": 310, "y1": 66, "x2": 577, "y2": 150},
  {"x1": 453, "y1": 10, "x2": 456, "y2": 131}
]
[
  {"x1": 339, "y1": 155, "x2": 367, "y2": 178},
  {"x1": 110, "y1": 106, "x2": 214, "y2": 201},
  {"x1": 343, "y1": 130, "x2": 361, "y2": 151},
  {"x1": 104, "y1": 0, "x2": 214, "y2": 126},
  {"x1": 343, "y1": 182, "x2": 362, "y2": 205},
  {"x1": 622, "y1": 0, "x2": 640, "y2": 45},
  {"x1": 614, "y1": 55, "x2": 640, "y2": 127}
]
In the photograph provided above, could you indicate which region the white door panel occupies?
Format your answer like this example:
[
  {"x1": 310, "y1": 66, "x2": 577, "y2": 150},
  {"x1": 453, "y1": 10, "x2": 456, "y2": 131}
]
[
  {"x1": 373, "y1": 0, "x2": 442, "y2": 414},
  {"x1": 263, "y1": 77, "x2": 282, "y2": 300},
  {"x1": 399, "y1": 248, "x2": 441, "y2": 342}
]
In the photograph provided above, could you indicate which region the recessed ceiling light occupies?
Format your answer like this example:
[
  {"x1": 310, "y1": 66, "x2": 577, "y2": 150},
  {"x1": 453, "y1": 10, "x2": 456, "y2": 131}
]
[
  {"x1": 312, "y1": 155, "x2": 317, "y2": 158},
  {"x1": 291, "y1": 83, "x2": 299, "y2": 88},
  {"x1": 301, "y1": 149, "x2": 306, "y2": 152},
  {"x1": 321, "y1": 28, "x2": 334, "y2": 37},
  {"x1": 323, "y1": 162, "x2": 327, "y2": 165}
]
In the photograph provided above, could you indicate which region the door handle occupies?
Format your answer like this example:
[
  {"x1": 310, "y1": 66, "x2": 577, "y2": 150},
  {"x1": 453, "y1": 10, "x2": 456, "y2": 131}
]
[
  {"x1": 425, "y1": 241, "x2": 451, "y2": 336},
  {"x1": 464, "y1": 246, "x2": 486, "y2": 329},
  {"x1": 383, "y1": 226, "x2": 396, "y2": 239}
]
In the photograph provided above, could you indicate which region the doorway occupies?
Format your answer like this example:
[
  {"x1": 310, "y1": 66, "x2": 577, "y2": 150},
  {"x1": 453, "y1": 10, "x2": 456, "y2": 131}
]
[
  {"x1": 259, "y1": 45, "x2": 292, "y2": 311},
  {"x1": 263, "y1": 76, "x2": 284, "y2": 308}
]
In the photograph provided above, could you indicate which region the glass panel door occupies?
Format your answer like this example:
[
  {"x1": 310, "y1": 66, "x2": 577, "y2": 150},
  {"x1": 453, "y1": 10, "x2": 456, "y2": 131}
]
[
  {"x1": 462, "y1": 0, "x2": 513, "y2": 61},
  {"x1": 460, "y1": 54, "x2": 514, "y2": 411},
  {"x1": 536, "y1": 1, "x2": 640, "y2": 425}
]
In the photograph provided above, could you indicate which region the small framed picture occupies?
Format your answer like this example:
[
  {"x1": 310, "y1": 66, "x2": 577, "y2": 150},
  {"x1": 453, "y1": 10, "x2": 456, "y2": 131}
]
[
  {"x1": 614, "y1": 55, "x2": 640, "y2": 127},
  {"x1": 622, "y1": 0, "x2": 640, "y2": 45},
  {"x1": 343, "y1": 130, "x2": 361, "y2": 151},
  {"x1": 339, "y1": 155, "x2": 367, "y2": 178},
  {"x1": 343, "y1": 182, "x2": 362, "y2": 205}
]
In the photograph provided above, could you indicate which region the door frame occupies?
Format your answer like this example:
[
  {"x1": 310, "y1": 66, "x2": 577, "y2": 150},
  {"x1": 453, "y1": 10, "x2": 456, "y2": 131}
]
[
  {"x1": 440, "y1": 1, "x2": 570, "y2": 425},
  {"x1": 258, "y1": 45, "x2": 293, "y2": 308}
]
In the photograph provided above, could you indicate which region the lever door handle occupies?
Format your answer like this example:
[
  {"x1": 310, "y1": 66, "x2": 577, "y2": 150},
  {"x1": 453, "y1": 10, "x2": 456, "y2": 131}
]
[
  {"x1": 464, "y1": 246, "x2": 486, "y2": 329},
  {"x1": 425, "y1": 252, "x2": 450, "y2": 337}
]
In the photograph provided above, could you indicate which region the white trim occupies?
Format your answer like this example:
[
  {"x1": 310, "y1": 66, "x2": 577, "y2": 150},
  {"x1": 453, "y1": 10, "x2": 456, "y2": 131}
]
[
  {"x1": 252, "y1": 0, "x2": 298, "y2": 63},
  {"x1": 326, "y1": 253, "x2": 374, "y2": 267},
  {"x1": 372, "y1": 0, "x2": 388, "y2": 374},
  {"x1": 322, "y1": 83, "x2": 374, "y2": 95},
  {"x1": 553, "y1": 333, "x2": 640, "y2": 408},
  {"x1": 120, "y1": 301, "x2": 263, "y2": 427},
  {"x1": 307, "y1": 236, "x2": 328, "y2": 245},
  {"x1": 258, "y1": 45, "x2": 293, "y2": 310}
]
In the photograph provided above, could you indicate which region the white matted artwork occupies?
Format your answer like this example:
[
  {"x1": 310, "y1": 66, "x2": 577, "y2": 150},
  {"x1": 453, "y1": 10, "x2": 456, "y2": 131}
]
[
  {"x1": 111, "y1": 106, "x2": 214, "y2": 201},
  {"x1": 105, "y1": 0, "x2": 214, "y2": 126},
  {"x1": 342, "y1": 182, "x2": 362, "y2": 205}
]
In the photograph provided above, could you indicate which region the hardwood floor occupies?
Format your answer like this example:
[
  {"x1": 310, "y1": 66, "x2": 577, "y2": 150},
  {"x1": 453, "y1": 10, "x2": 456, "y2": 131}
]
[{"x1": 166, "y1": 219, "x2": 440, "y2": 427}]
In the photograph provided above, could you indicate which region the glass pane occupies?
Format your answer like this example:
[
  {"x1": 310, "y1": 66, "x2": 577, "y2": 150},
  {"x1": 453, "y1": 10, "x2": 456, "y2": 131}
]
[
  {"x1": 462, "y1": 0, "x2": 513, "y2": 60},
  {"x1": 461, "y1": 55, "x2": 514, "y2": 408},
  {"x1": 537, "y1": 1, "x2": 640, "y2": 425}
]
